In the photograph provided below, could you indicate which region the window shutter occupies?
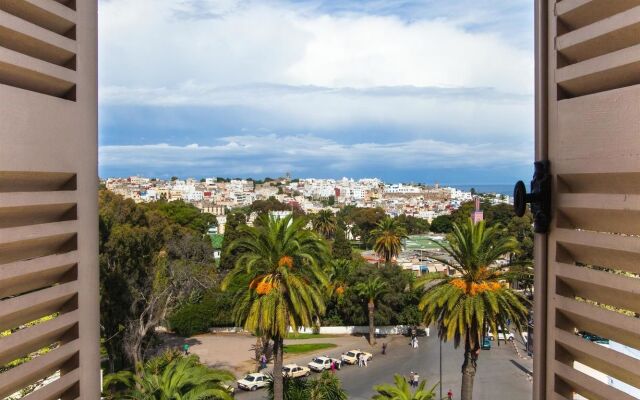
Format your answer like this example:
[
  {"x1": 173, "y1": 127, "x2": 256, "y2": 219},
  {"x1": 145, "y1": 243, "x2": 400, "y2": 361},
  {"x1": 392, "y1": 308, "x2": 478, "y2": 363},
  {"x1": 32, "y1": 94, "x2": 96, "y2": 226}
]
[
  {"x1": 0, "y1": 0, "x2": 98, "y2": 398},
  {"x1": 536, "y1": 1, "x2": 640, "y2": 399}
]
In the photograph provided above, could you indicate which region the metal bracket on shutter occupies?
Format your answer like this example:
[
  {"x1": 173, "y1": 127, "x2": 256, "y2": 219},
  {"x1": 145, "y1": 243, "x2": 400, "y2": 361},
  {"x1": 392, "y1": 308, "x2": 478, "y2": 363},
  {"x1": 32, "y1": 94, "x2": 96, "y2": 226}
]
[{"x1": 513, "y1": 160, "x2": 551, "y2": 233}]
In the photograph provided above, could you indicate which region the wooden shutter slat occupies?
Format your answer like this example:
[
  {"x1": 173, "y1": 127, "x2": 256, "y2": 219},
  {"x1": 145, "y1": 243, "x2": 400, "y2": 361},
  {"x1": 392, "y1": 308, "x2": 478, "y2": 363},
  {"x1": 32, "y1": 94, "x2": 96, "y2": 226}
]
[{"x1": 554, "y1": 361, "x2": 638, "y2": 400}]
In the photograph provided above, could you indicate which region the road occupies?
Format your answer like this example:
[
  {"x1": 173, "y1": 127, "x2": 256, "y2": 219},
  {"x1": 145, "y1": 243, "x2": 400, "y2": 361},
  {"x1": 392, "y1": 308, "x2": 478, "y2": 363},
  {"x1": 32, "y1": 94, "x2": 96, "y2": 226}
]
[{"x1": 234, "y1": 333, "x2": 533, "y2": 400}]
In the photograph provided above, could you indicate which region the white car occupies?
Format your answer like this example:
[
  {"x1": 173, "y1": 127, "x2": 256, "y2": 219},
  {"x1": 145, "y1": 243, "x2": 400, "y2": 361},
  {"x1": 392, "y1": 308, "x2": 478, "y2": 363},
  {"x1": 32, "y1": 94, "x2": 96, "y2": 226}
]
[
  {"x1": 283, "y1": 364, "x2": 311, "y2": 378},
  {"x1": 341, "y1": 350, "x2": 373, "y2": 365},
  {"x1": 236, "y1": 373, "x2": 269, "y2": 391},
  {"x1": 308, "y1": 356, "x2": 342, "y2": 372},
  {"x1": 221, "y1": 383, "x2": 235, "y2": 395},
  {"x1": 488, "y1": 328, "x2": 515, "y2": 342}
]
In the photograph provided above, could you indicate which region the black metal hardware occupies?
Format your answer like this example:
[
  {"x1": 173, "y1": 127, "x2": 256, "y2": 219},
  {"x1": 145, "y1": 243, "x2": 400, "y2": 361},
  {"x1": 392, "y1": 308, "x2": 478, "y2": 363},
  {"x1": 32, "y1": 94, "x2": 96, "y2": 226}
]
[{"x1": 514, "y1": 160, "x2": 551, "y2": 233}]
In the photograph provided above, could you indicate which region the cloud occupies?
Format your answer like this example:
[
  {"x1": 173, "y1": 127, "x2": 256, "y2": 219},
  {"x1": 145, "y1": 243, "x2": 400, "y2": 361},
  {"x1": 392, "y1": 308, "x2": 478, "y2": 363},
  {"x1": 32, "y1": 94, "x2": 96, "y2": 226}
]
[
  {"x1": 97, "y1": 0, "x2": 534, "y2": 180},
  {"x1": 99, "y1": 134, "x2": 530, "y2": 178},
  {"x1": 98, "y1": 0, "x2": 533, "y2": 92}
]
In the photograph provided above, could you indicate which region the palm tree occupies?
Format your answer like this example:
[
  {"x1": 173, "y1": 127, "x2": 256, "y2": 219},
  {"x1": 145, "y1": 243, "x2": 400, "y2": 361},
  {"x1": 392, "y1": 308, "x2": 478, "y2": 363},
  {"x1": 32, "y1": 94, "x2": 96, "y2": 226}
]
[
  {"x1": 355, "y1": 276, "x2": 388, "y2": 345},
  {"x1": 325, "y1": 259, "x2": 352, "y2": 298},
  {"x1": 372, "y1": 374, "x2": 438, "y2": 400},
  {"x1": 267, "y1": 371, "x2": 347, "y2": 400},
  {"x1": 222, "y1": 214, "x2": 329, "y2": 400},
  {"x1": 371, "y1": 217, "x2": 408, "y2": 263},
  {"x1": 415, "y1": 219, "x2": 529, "y2": 400},
  {"x1": 103, "y1": 350, "x2": 234, "y2": 399},
  {"x1": 313, "y1": 210, "x2": 337, "y2": 239},
  {"x1": 307, "y1": 371, "x2": 348, "y2": 400}
]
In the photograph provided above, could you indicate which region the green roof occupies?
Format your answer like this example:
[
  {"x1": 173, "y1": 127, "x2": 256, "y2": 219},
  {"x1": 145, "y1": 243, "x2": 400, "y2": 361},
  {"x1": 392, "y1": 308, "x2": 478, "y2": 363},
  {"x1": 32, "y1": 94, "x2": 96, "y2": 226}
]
[{"x1": 209, "y1": 233, "x2": 224, "y2": 249}]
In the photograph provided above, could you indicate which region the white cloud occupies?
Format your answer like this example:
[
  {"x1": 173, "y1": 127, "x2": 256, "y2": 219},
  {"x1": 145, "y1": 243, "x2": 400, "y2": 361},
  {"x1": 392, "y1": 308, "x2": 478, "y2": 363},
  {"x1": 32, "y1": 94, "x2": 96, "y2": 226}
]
[
  {"x1": 99, "y1": 0, "x2": 532, "y2": 91},
  {"x1": 99, "y1": 134, "x2": 530, "y2": 176},
  {"x1": 98, "y1": 0, "x2": 534, "y2": 173}
]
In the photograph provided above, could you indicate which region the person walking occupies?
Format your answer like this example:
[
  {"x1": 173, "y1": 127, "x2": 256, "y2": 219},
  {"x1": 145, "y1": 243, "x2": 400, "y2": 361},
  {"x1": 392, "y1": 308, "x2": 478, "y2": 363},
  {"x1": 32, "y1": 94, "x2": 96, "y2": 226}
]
[
  {"x1": 382, "y1": 342, "x2": 387, "y2": 355},
  {"x1": 447, "y1": 388, "x2": 453, "y2": 399},
  {"x1": 183, "y1": 343, "x2": 189, "y2": 355},
  {"x1": 260, "y1": 354, "x2": 267, "y2": 370},
  {"x1": 409, "y1": 372, "x2": 415, "y2": 387},
  {"x1": 363, "y1": 354, "x2": 368, "y2": 367},
  {"x1": 413, "y1": 372, "x2": 420, "y2": 388},
  {"x1": 414, "y1": 337, "x2": 419, "y2": 349},
  {"x1": 357, "y1": 353, "x2": 362, "y2": 367},
  {"x1": 330, "y1": 360, "x2": 336, "y2": 373}
]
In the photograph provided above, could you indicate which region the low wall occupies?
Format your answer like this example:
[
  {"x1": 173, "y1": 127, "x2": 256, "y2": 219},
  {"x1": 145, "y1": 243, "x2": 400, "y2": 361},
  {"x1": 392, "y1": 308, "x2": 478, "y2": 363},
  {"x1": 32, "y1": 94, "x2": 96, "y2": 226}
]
[{"x1": 209, "y1": 325, "x2": 410, "y2": 335}]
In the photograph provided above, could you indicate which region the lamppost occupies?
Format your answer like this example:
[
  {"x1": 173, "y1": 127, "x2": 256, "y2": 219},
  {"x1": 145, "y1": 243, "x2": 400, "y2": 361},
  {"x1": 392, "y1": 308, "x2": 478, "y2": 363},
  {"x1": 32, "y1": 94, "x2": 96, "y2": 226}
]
[{"x1": 439, "y1": 334, "x2": 443, "y2": 400}]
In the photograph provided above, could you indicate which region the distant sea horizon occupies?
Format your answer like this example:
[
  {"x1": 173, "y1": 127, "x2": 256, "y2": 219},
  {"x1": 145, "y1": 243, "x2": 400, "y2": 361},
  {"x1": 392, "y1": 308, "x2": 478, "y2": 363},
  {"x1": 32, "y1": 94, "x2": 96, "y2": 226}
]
[{"x1": 445, "y1": 184, "x2": 513, "y2": 196}]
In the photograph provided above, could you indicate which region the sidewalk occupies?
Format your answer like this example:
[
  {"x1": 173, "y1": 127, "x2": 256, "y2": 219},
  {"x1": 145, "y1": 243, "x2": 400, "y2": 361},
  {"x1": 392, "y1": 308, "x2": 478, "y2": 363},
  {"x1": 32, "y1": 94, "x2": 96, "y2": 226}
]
[{"x1": 160, "y1": 332, "x2": 380, "y2": 376}]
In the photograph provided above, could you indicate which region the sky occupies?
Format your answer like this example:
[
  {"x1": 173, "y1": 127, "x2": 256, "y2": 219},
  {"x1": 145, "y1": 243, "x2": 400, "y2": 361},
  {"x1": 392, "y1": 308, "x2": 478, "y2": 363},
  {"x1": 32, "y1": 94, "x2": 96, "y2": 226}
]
[{"x1": 98, "y1": 0, "x2": 534, "y2": 184}]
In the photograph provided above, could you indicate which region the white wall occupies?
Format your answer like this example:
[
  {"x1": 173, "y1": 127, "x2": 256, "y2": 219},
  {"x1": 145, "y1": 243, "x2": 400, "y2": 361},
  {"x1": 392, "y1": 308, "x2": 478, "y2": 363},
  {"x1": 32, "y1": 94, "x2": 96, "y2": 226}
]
[{"x1": 209, "y1": 325, "x2": 411, "y2": 335}]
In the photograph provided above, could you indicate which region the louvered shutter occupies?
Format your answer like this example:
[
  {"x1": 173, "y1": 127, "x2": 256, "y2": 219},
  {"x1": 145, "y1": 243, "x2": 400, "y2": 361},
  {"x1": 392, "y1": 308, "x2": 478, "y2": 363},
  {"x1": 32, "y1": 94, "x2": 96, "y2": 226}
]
[
  {"x1": 0, "y1": 0, "x2": 99, "y2": 398},
  {"x1": 535, "y1": 1, "x2": 640, "y2": 399}
]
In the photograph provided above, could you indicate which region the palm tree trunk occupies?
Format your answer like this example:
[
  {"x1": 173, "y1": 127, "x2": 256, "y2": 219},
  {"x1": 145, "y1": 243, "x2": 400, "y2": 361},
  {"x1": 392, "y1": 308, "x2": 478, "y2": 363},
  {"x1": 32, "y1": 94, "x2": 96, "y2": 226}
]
[
  {"x1": 368, "y1": 300, "x2": 375, "y2": 345},
  {"x1": 273, "y1": 335, "x2": 284, "y2": 400},
  {"x1": 460, "y1": 331, "x2": 479, "y2": 400}
]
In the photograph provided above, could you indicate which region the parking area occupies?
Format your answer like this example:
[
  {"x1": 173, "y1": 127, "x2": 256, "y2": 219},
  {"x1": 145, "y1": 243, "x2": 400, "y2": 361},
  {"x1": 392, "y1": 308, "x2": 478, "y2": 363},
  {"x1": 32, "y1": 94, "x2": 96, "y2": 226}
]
[{"x1": 216, "y1": 331, "x2": 533, "y2": 400}]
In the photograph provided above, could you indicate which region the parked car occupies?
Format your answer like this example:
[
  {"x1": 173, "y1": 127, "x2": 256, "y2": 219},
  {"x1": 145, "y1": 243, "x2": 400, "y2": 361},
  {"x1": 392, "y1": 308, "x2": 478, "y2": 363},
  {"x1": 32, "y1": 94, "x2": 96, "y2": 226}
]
[
  {"x1": 283, "y1": 364, "x2": 311, "y2": 378},
  {"x1": 341, "y1": 350, "x2": 373, "y2": 365},
  {"x1": 488, "y1": 327, "x2": 514, "y2": 342},
  {"x1": 220, "y1": 383, "x2": 235, "y2": 396},
  {"x1": 481, "y1": 336, "x2": 492, "y2": 350},
  {"x1": 578, "y1": 331, "x2": 609, "y2": 344},
  {"x1": 308, "y1": 356, "x2": 342, "y2": 372},
  {"x1": 236, "y1": 373, "x2": 269, "y2": 391}
]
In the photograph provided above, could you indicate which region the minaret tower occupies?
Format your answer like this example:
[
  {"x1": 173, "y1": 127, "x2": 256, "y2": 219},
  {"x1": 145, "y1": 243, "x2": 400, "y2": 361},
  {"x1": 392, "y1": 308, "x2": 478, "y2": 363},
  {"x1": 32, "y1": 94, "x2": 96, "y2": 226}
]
[{"x1": 471, "y1": 196, "x2": 484, "y2": 224}]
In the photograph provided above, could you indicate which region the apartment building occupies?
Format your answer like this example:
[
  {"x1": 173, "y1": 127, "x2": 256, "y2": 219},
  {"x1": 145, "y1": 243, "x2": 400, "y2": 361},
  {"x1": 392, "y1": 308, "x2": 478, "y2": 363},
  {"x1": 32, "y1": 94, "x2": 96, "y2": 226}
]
[{"x1": 0, "y1": 0, "x2": 99, "y2": 398}]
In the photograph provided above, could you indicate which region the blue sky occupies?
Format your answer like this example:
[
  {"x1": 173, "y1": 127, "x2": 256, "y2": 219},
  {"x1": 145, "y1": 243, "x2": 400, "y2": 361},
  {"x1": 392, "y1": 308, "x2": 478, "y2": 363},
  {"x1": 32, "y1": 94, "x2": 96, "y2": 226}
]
[{"x1": 98, "y1": 0, "x2": 534, "y2": 184}]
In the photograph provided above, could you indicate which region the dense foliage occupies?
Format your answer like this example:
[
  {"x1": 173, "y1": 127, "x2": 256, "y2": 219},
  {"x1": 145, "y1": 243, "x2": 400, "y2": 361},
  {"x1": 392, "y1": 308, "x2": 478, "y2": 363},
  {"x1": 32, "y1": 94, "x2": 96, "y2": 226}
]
[
  {"x1": 168, "y1": 290, "x2": 235, "y2": 336},
  {"x1": 99, "y1": 190, "x2": 216, "y2": 372},
  {"x1": 103, "y1": 349, "x2": 234, "y2": 400},
  {"x1": 267, "y1": 371, "x2": 348, "y2": 400},
  {"x1": 219, "y1": 211, "x2": 247, "y2": 270},
  {"x1": 373, "y1": 374, "x2": 438, "y2": 400}
]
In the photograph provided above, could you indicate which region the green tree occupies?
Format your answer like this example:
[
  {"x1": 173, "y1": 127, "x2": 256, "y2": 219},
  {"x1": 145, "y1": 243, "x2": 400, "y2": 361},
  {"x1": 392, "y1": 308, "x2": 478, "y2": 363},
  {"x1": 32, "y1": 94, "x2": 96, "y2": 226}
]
[
  {"x1": 267, "y1": 371, "x2": 347, "y2": 400},
  {"x1": 99, "y1": 191, "x2": 215, "y2": 372},
  {"x1": 415, "y1": 219, "x2": 529, "y2": 400},
  {"x1": 103, "y1": 351, "x2": 233, "y2": 400},
  {"x1": 219, "y1": 211, "x2": 247, "y2": 270},
  {"x1": 222, "y1": 215, "x2": 329, "y2": 400},
  {"x1": 147, "y1": 200, "x2": 217, "y2": 234},
  {"x1": 355, "y1": 276, "x2": 388, "y2": 345},
  {"x1": 308, "y1": 371, "x2": 349, "y2": 400},
  {"x1": 313, "y1": 209, "x2": 337, "y2": 239},
  {"x1": 372, "y1": 374, "x2": 438, "y2": 400},
  {"x1": 429, "y1": 215, "x2": 453, "y2": 233},
  {"x1": 371, "y1": 217, "x2": 408, "y2": 263},
  {"x1": 332, "y1": 225, "x2": 352, "y2": 260},
  {"x1": 325, "y1": 259, "x2": 352, "y2": 299},
  {"x1": 396, "y1": 215, "x2": 430, "y2": 234}
]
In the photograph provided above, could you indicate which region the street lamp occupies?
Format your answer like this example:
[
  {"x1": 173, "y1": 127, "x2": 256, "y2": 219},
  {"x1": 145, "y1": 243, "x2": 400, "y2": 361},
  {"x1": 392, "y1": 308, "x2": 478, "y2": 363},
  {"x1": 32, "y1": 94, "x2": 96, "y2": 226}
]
[{"x1": 439, "y1": 333, "x2": 443, "y2": 400}]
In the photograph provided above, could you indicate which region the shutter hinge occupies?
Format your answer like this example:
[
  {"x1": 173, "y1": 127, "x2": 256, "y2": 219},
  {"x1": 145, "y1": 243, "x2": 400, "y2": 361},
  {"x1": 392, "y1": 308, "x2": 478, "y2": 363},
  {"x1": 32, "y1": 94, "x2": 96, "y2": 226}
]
[{"x1": 513, "y1": 160, "x2": 552, "y2": 233}]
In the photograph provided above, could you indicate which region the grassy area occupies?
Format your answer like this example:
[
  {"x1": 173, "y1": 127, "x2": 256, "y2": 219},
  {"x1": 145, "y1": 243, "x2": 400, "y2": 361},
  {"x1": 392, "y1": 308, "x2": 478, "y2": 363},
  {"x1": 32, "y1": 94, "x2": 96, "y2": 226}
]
[
  {"x1": 283, "y1": 343, "x2": 337, "y2": 354},
  {"x1": 286, "y1": 333, "x2": 339, "y2": 340}
]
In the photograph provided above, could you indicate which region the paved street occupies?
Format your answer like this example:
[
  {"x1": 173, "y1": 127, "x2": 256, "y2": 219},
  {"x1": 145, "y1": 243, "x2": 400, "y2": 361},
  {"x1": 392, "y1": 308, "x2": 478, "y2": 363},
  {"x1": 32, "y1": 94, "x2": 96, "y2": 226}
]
[{"x1": 233, "y1": 333, "x2": 533, "y2": 400}]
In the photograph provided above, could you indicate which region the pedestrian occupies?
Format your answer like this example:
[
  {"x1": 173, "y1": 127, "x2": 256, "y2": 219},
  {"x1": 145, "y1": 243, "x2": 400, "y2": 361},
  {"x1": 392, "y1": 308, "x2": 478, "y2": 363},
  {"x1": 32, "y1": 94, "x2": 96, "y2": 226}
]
[
  {"x1": 260, "y1": 354, "x2": 267, "y2": 370},
  {"x1": 426, "y1": 326, "x2": 430, "y2": 337},
  {"x1": 447, "y1": 388, "x2": 453, "y2": 399},
  {"x1": 183, "y1": 343, "x2": 189, "y2": 355},
  {"x1": 357, "y1": 353, "x2": 362, "y2": 367},
  {"x1": 413, "y1": 372, "x2": 420, "y2": 388},
  {"x1": 382, "y1": 342, "x2": 387, "y2": 355},
  {"x1": 414, "y1": 337, "x2": 419, "y2": 349},
  {"x1": 363, "y1": 355, "x2": 368, "y2": 367},
  {"x1": 330, "y1": 360, "x2": 336, "y2": 373},
  {"x1": 409, "y1": 372, "x2": 415, "y2": 386}
]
